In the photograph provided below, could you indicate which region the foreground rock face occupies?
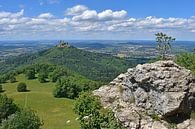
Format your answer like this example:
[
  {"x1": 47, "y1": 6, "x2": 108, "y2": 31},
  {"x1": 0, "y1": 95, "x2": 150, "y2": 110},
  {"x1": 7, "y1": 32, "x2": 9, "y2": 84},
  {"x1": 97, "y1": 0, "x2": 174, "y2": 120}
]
[{"x1": 93, "y1": 60, "x2": 195, "y2": 129}]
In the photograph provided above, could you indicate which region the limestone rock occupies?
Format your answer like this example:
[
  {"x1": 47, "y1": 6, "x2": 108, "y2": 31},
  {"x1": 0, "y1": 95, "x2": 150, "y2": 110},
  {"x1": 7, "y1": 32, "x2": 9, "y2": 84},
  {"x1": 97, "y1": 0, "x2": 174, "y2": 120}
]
[{"x1": 93, "y1": 60, "x2": 195, "y2": 129}]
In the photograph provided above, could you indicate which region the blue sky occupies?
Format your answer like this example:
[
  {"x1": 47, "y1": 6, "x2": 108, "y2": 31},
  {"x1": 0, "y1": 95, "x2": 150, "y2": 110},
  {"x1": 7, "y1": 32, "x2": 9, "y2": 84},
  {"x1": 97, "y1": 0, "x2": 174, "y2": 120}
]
[{"x1": 0, "y1": 0, "x2": 195, "y2": 40}]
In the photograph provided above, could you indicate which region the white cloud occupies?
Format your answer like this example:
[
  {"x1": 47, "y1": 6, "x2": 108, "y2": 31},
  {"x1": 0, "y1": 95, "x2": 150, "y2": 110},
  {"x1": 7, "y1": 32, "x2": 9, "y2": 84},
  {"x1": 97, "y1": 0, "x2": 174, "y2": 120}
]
[
  {"x1": 38, "y1": 13, "x2": 54, "y2": 19},
  {"x1": 72, "y1": 9, "x2": 127, "y2": 21},
  {"x1": 26, "y1": 18, "x2": 46, "y2": 25},
  {"x1": 191, "y1": 30, "x2": 195, "y2": 32},
  {"x1": 191, "y1": 16, "x2": 195, "y2": 19},
  {"x1": 98, "y1": 10, "x2": 127, "y2": 20},
  {"x1": 72, "y1": 10, "x2": 98, "y2": 21},
  {"x1": 0, "y1": 5, "x2": 195, "y2": 40},
  {"x1": 0, "y1": 9, "x2": 24, "y2": 18},
  {"x1": 66, "y1": 5, "x2": 88, "y2": 16}
]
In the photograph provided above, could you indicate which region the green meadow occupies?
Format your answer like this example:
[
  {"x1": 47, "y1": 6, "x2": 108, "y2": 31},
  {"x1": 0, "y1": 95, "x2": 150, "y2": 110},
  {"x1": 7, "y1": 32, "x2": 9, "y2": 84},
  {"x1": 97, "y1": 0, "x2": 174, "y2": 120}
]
[{"x1": 1, "y1": 74, "x2": 81, "y2": 129}]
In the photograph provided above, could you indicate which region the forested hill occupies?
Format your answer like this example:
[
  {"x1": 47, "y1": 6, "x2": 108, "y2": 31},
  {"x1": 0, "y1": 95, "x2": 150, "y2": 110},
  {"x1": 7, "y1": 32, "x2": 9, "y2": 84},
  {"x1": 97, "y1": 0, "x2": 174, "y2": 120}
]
[{"x1": 0, "y1": 45, "x2": 143, "y2": 82}]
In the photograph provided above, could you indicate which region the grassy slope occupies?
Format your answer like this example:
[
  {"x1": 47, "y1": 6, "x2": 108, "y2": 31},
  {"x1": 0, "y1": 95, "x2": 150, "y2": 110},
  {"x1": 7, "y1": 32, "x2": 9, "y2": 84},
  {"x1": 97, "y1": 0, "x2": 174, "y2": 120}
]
[{"x1": 1, "y1": 74, "x2": 81, "y2": 129}]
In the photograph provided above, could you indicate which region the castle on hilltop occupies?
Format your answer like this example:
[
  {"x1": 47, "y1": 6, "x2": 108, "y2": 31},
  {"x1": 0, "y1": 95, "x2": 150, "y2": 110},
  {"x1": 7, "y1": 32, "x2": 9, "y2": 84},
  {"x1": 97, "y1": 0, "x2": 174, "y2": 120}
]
[{"x1": 57, "y1": 40, "x2": 70, "y2": 48}]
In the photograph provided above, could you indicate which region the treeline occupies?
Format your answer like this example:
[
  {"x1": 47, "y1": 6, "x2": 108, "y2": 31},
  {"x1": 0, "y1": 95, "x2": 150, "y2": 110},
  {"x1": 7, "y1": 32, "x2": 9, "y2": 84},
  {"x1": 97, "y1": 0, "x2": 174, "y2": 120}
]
[{"x1": 0, "y1": 63, "x2": 102, "y2": 99}]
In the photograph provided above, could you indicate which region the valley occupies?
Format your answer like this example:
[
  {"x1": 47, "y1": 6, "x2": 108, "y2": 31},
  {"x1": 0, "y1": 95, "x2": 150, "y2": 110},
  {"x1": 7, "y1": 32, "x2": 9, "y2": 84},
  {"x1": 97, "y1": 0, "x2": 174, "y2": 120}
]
[{"x1": 1, "y1": 40, "x2": 195, "y2": 61}]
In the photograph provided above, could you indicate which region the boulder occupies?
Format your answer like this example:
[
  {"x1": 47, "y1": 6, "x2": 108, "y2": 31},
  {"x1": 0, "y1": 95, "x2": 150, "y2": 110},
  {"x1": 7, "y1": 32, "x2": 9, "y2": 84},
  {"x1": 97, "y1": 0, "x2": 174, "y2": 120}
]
[{"x1": 93, "y1": 60, "x2": 195, "y2": 129}]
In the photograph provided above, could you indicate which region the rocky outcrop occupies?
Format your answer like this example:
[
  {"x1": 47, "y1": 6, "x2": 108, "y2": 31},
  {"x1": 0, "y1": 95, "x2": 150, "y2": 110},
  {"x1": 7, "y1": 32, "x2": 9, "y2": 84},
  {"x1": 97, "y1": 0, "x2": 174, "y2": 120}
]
[{"x1": 93, "y1": 60, "x2": 195, "y2": 129}]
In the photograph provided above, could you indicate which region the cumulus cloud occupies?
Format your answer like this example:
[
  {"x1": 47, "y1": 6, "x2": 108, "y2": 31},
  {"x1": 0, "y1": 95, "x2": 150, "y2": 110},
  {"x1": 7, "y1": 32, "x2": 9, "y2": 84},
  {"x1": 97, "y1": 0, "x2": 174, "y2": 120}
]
[
  {"x1": 72, "y1": 10, "x2": 98, "y2": 21},
  {"x1": 66, "y1": 5, "x2": 88, "y2": 16},
  {"x1": 38, "y1": 13, "x2": 54, "y2": 19},
  {"x1": 0, "y1": 9, "x2": 24, "y2": 18},
  {"x1": 0, "y1": 5, "x2": 195, "y2": 40},
  {"x1": 72, "y1": 9, "x2": 127, "y2": 21},
  {"x1": 98, "y1": 10, "x2": 127, "y2": 20}
]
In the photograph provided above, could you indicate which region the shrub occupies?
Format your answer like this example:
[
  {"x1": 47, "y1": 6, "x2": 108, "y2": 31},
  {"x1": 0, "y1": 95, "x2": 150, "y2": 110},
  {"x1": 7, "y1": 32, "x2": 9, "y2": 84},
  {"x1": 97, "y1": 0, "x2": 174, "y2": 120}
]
[
  {"x1": 25, "y1": 69, "x2": 35, "y2": 80},
  {"x1": 38, "y1": 73, "x2": 47, "y2": 83},
  {"x1": 74, "y1": 92, "x2": 123, "y2": 129},
  {"x1": 49, "y1": 68, "x2": 68, "y2": 82},
  {"x1": 53, "y1": 78, "x2": 79, "y2": 99},
  {"x1": 0, "y1": 94, "x2": 19, "y2": 122},
  {"x1": 17, "y1": 82, "x2": 27, "y2": 92},
  {"x1": 0, "y1": 109, "x2": 43, "y2": 129},
  {"x1": 9, "y1": 76, "x2": 16, "y2": 83}
]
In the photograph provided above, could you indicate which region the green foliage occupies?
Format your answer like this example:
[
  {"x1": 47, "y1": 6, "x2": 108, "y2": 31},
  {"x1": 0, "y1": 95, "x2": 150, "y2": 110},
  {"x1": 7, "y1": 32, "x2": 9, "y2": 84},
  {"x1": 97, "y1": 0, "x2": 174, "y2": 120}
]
[
  {"x1": 53, "y1": 78, "x2": 79, "y2": 99},
  {"x1": 167, "y1": 122, "x2": 177, "y2": 129},
  {"x1": 53, "y1": 75, "x2": 101, "y2": 99},
  {"x1": 49, "y1": 68, "x2": 69, "y2": 82},
  {"x1": 74, "y1": 92, "x2": 123, "y2": 129},
  {"x1": 9, "y1": 76, "x2": 16, "y2": 83},
  {"x1": 25, "y1": 69, "x2": 35, "y2": 80},
  {"x1": 191, "y1": 111, "x2": 195, "y2": 119},
  {"x1": 100, "y1": 109, "x2": 123, "y2": 129},
  {"x1": 0, "y1": 76, "x2": 6, "y2": 84},
  {"x1": 0, "y1": 109, "x2": 43, "y2": 129},
  {"x1": 150, "y1": 114, "x2": 161, "y2": 121},
  {"x1": 0, "y1": 94, "x2": 19, "y2": 122},
  {"x1": 176, "y1": 52, "x2": 195, "y2": 74},
  {"x1": 65, "y1": 75, "x2": 101, "y2": 92},
  {"x1": 155, "y1": 32, "x2": 175, "y2": 60},
  {"x1": 0, "y1": 84, "x2": 3, "y2": 92},
  {"x1": 38, "y1": 72, "x2": 47, "y2": 83},
  {"x1": 17, "y1": 82, "x2": 27, "y2": 92}
]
